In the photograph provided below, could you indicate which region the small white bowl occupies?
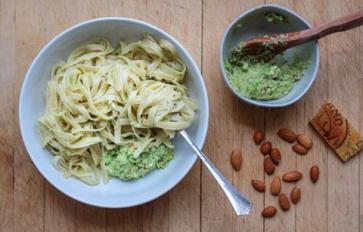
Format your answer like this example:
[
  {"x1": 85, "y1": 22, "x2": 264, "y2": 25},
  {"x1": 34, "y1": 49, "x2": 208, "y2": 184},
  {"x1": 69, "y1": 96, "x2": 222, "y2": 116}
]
[
  {"x1": 220, "y1": 4, "x2": 320, "y2": 107},
  {"x1": 19, "y1": 17, "x2": 209, "y2": 208}
]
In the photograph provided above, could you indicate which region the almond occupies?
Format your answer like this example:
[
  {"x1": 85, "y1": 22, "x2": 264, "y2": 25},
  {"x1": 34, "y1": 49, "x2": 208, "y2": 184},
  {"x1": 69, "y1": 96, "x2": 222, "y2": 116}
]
[
  {"x1": 297, "y1": 134, "x2": 313, "y2": 150},
  {"x1": 290, "y1": 187, "x2": 301, "y2": 204},
  {"x1": 270, "y1": 176, "x2": 281, "y2": 196},
  {"x1": 253, "y1": 130, "x2": 265, "y2": 145},
  {"x1": 277, "y1": 128, "x2": 297, "y2": 143},
  {"x1": 264, "y1": 157, "x2": 275, "y2": 175},
  {"x1": 282, "y1": 171, "x2": 303, "y2": 182},
  {"x1": 230, "y1": 150, "x2": 242, "y2": 171},
  {"x1": 270, "y1": 148, "x2": 281, "y2": 164},
  {"x1": 251, "y1": 179, "x2": 265, "y2": 192},
  {"x1": 292, "y1": 144, "x2": 308, "y2": 155},
  {"x1": 310, "y1": 165, "x2": 319, "y2": 183},
  {"x1": 260, "y1": 141, "x2": 272, "y2": 155},
  {"x1": 279, "y1": 193, "x2": 290, "y2": 211},
  {"x1": 261, "y1": 206, "x2": 277, "y2": 218}
]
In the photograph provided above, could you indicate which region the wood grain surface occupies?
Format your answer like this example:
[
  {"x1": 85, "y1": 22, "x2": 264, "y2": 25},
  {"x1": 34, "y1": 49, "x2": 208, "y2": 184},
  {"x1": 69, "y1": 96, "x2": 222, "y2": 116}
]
[{"x1": 1, "y1": 0, "x2": 363, "y2": 231}]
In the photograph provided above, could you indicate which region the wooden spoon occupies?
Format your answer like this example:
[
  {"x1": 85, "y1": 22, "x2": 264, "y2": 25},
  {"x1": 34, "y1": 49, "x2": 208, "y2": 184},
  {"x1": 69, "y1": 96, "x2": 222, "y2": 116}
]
[{"x1": 234, "y1": 9, "x2": 363, "y2": 60}]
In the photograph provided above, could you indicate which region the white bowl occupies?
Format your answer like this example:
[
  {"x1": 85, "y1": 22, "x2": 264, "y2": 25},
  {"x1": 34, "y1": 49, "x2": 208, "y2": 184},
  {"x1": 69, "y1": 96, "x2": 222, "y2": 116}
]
[
  {"x1": 19, "y1": 17, "x2": 209, "y2": 208},
  {"x1": 220, "y1": 4, "x2": 320, "y2": 107}
]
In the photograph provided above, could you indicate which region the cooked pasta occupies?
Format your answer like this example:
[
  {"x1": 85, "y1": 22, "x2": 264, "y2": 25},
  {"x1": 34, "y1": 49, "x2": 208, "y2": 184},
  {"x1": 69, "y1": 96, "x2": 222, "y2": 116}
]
[{"x1": 39, "y1": 36, "x2": 197, "y2": 185}]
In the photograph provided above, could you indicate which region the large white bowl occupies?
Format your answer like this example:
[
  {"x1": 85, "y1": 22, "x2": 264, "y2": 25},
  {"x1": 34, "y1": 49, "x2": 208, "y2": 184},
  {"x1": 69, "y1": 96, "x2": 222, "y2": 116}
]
[{"x1": 19, "y1": 17, "x2": 209, "y2": 208}]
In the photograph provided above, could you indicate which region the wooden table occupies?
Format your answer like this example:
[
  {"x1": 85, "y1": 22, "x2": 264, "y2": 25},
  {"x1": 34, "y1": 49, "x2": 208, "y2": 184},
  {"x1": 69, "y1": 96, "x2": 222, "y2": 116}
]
[{"x1": 1, "y1": 0, "x2": 363, "y2": 231}]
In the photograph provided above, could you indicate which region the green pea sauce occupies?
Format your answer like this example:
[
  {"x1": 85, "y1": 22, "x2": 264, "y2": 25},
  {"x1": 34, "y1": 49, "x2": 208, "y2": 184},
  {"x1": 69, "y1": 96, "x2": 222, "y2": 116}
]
[
  {"x1": 104, "y1": 144, "x2": 174, "y2": 181},
  {"x1": 225, "y1": 57, "x2": 309, "y2": 100},
  {"x1": 226, "y1": 29, "x2": 309, "y2": 100},
  {"x1": 264, "y1": 12, "x2": 286, "y2": 24}
]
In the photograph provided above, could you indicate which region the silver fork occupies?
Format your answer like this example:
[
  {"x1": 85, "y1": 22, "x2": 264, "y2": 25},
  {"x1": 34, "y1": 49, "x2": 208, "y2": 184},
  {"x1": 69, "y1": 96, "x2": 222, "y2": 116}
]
[{"x1": 179, "y1": 130, "x2": 252, "y2": 216}]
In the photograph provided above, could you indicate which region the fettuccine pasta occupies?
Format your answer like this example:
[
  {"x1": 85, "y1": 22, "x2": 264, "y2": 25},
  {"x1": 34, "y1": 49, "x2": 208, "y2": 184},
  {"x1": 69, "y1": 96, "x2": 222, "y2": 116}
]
[{"x1": 39, "y1": 36, "x2": 197, "y2": 185}]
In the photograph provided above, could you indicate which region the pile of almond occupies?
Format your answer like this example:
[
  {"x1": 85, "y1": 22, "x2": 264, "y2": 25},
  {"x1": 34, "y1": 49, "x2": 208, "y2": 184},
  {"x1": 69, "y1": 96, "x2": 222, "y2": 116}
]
[
  {"x1": 277, "y1": 129, "x2": 313, "y2": 155},
  {"x1": 230, "y1": 128, "x2": 320, "y2": 218}
]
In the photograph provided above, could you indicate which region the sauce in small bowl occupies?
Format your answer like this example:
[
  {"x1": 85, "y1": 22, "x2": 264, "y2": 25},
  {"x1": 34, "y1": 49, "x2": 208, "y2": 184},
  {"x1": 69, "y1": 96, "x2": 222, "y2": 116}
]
[{"x1": 220, "y1": 4, "x2": 320, "y2": 108}]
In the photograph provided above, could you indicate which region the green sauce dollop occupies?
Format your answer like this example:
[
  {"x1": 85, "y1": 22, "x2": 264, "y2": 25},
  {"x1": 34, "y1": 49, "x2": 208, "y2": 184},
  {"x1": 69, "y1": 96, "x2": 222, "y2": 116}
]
[
  {"x1": 104, "y1": 144, "x2": 174, "y2": 181},
  {"x1": 265, "y1": 12, "x2": 286, "y2": 23}
]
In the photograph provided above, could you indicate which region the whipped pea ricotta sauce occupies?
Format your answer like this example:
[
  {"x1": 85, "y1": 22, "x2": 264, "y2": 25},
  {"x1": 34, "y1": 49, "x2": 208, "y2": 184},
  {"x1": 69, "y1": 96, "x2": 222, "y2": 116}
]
[
  {"x1": 225, "y1": 56, "x2": 309, "y2": 100},
  {"x1": 104, "y1": 144, "x2": 174, "y2": 181},
  {"x1": 264, "y1": 12, "x2": 286, "y2": 23},
  {"x1": 225, "y1": 11, "x2": 310, "y2": 100},
  {"x1": 225, "y1": 30, "x2": 309, "y2": 100}
]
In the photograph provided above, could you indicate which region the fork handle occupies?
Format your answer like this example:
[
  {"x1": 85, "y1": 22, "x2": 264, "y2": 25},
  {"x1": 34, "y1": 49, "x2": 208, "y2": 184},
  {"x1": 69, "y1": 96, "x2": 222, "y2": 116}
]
[{"x1": 179, "y1": 130, "x2": 251, "y2": 216}]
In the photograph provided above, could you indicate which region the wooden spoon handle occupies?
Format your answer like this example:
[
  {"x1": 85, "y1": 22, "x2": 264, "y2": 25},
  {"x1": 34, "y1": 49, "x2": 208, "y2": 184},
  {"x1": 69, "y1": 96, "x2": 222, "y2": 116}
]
[
  {"x1": 306, "y1": 9, "x2": 363, "y2": 38},
  {"x1": 285, "y1": 9, "x2": 363, "y2": 49}
]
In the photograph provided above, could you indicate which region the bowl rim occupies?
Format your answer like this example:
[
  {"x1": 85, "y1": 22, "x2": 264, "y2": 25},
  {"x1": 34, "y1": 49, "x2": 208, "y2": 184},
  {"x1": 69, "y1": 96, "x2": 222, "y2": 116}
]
[
  {"x1": 219, "y1": 3, "x2": 320, "y2": 108},
  {"x1": 19, "y1": 17, "x2": 209, "y2": 208}
]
